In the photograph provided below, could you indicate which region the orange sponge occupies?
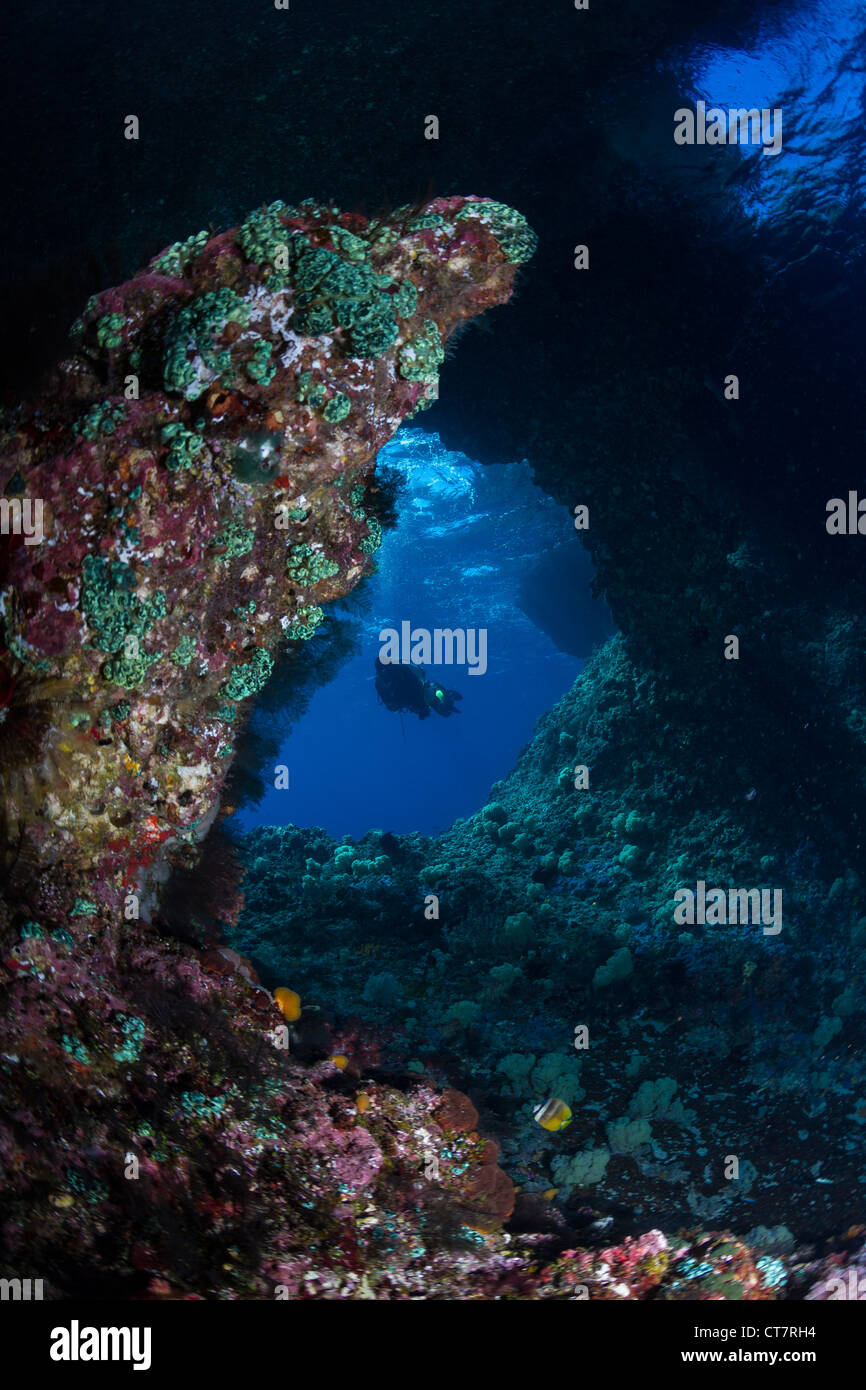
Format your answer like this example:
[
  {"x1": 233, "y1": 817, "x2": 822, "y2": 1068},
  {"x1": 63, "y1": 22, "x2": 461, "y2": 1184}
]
[{"x1": 273, "y1": 987, "x2": 301, "y2": 1021}]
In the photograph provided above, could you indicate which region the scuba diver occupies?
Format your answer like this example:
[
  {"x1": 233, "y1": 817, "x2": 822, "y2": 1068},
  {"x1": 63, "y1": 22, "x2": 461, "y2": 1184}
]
[{"x1": 374, "y1": 657, "x2": 462, "y2": 720}]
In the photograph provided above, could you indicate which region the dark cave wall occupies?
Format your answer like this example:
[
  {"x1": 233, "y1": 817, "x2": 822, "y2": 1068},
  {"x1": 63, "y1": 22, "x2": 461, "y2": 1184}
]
[{"x1": 425, "y1": 183, "x2": 866, "y2": 861}]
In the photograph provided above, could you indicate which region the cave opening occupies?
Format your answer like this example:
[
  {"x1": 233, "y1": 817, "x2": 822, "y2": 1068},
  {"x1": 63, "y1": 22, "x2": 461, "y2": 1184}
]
[{"x1": 235, "y1": 428, "x2": 614, "y2": 840}]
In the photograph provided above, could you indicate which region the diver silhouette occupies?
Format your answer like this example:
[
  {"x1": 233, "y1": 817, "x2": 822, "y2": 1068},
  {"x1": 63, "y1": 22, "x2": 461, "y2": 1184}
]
[{"x1": 374, "y1": 657, "x2": 462, "y2": 720}]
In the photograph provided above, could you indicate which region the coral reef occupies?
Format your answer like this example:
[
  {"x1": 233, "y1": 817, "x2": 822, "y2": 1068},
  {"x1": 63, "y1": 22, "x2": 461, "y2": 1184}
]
[
  {"x1": 233, "y1": 631, "x2": 866, "y2": 1252},
  {"x1": 0, "y1": 890, "x2": 806, "y2": 1300},
  {"x1": 0, "y1": 196, "x2": 575, "y2": 1298},
  {"x1": 0, "y1": 195, "x2": 524, "y2": 922},
  {"x1": 2, "y1": 189, "x2": 863, "y2": 1300}
]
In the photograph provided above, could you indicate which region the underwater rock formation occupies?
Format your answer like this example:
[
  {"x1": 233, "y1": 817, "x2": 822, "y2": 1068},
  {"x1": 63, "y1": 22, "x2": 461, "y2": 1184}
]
[
  {"x1": 235, "y1": 629, "x2": 866, "y2": 1273},
  {"x1": 2, "y1": 190, "x2": 862, "y2": 1299},
  {"x1": 0, "y1": 195, "x2": 532, "y2": 922},
  {"x1": 0, "y1": 197, "x2": 570, "y2": 1297}
]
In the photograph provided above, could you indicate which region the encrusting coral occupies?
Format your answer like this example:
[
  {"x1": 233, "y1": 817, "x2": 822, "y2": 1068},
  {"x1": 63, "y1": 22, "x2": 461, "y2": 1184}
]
[
  {"x1": 0, "y1": 195, "x2": 552, "y2": 1298},
  {"x1": 233, "y1": 631, "x2": 866, "y2": 1278},
  {"x1": 2, "y1": 192, "x2": 861, "y2": 1300},
  {"x1": 0, "y1": 194, "x2": 527, "y2": 921}
]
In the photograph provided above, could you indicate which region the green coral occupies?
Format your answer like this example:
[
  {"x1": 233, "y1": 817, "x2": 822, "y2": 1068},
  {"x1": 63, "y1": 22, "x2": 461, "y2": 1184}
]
[
  {"x1": 113, "y1": 1014, "x2": 145, "y2": 1064},
  {"x1": 3, "y1": 625, "x2": 53, "y2": 672},
  {"x1": 349, "y1": 485, "x2": 384, "y2": 554},
  {"x1": 95, "y1": 313, "x2": 125, "y2": 352},
  {"x1": 329, "y1": 227, "x2": 369, "y2": 261},
  {"x1": 289, "y1": 605, "x2": 324, "y2": 640},
  {"x1": 236, "y1": 201, "x2": 294, "y2": 268},
  {"x1": 322, "y1": 391, "x2": 351, "y2": 423},
  {"x1": 405, "y1": 212, "x2": 445, "y2": 231},
  {"x1": 61, "y1": 1035, "x2": 91, "y2": 1065},
  {"x1": 213, "y1": 520, "x2": 256, "y2": 560},
  {"x1": 286, "y1": 542, "x2": 339, "y2": 585},
  {"x1": 180, "y1": 1091, "x2": 227, "y2": 1121},
  {"x1": 171, "y1": 635, "x2": 196, "y2": 667},
  {"x1": 66, "y1": 1169, "x2": 108, "y2": 1203},
  {"x1": 290, "y1": 237, "x2": 400, "y2": 357},
  {"x1": 245, "y1": 338, "x2": 276, "y2": 385},
  {"x1": 151, "y1": 229, "x2": 208, "y2": 277},
  {"x1": 398, "y1": 319, "x2": 444, "y2": 383},
  {"x1": 367, "y1": 223, "x2": 400, "y2": 250},
  {"x1": 350, "y1": 484, "x2": 366, "y2": 516},
  {"x1": 69, "y1": 294, "x2": 99, "y2": 341},
  {"x1": 71, "y1": 898, "x2": 98, "y2": 917},
  {"x1": 103, "y1": 650, "x2": 160, "y2": 688},
  {"x1": 161, "y1": 421, "x2": 206, "y2": 471},
  {"x1": 224, "y1": 647, "x2": 274, "y2": 701},
  {"x1": 406, "y1": 392, "x2": 437, "y2": 418},
  {"x1": 456, "y1": 200, "x2": 538, "y2": 264},
  {"x1": 359, "y1": 517, "x2": 383, "y2": 554},
  {"x1": 80, "y1": 555, "x2": 166, "y2": 655},
  {"x1": 296, "y1": 371, "x2": 327, "y2": 410},
  {"x1": 419, "y1": 861, "x2": 453, "y2": 888},
  {"x1": 392, "y1": 279, "x2": 418, "y2": 319},
  {"x1": 163, "y1": 289, "x2": 251, "y2": 399},
  {"x1": 76, "y1": 400, "x2": 125, "y2": 439},
  {"x1": 342, "y1": 300, "x2": 399, "y2": 358}
]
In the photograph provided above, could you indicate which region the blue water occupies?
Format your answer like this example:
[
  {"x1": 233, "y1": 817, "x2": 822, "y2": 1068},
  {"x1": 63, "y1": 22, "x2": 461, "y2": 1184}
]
[
  {"x1": 238, "y1": 430, "x2": 612, "y2": 838},
  {"x1": 674, "y1": 0, "x2": 866, "y2": 233}
]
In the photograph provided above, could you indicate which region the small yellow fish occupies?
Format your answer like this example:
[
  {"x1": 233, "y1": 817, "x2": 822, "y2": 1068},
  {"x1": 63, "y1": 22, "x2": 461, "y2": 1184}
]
[
  {"x1": 533, "y1": 1098, "x2": 572, "y2": 1133},
  {"x1": 330, "y1": 1054, "x2": 349, "y2": 1071}
]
